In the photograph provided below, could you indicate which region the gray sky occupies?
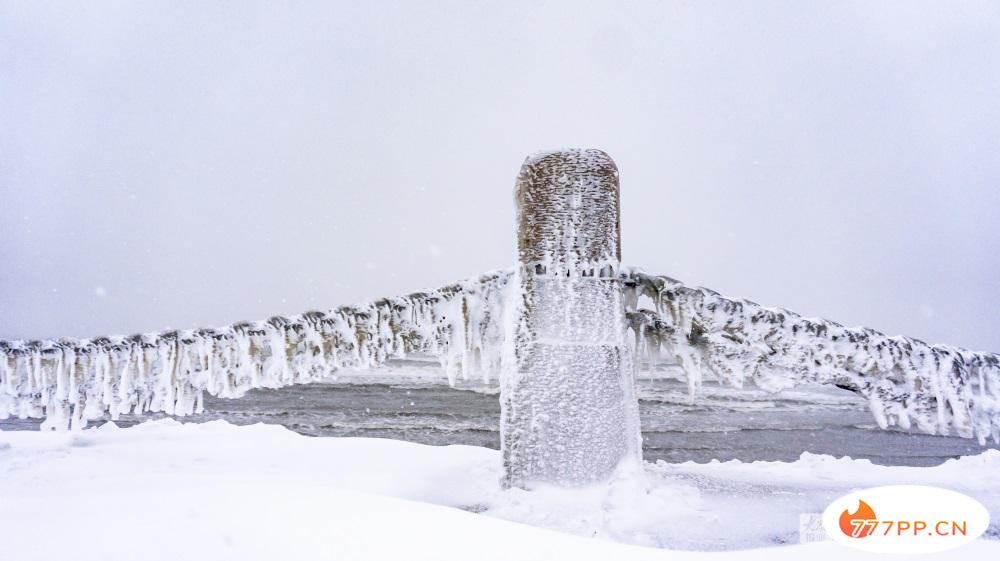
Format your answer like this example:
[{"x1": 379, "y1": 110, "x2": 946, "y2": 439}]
[{"x1": 1, "y1": 1, "x2": 998, "y2": 351}]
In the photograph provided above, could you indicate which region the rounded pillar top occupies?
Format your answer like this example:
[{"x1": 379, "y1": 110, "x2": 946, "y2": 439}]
[{"x1": 515, "y1": 148, "x2": 621, "y2": 269}]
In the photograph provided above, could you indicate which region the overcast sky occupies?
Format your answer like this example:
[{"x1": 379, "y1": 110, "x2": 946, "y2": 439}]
[{"x1": 1, "y1": 1, "x2": 998, "y2": 351}]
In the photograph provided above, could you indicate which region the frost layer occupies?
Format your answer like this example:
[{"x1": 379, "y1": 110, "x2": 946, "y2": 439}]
[
  {"x1": 502, "y1": 149, "x2": 641, "y2": 487},
  {"x1": 624, "y1": 269, "x2": 1000, "y2": 444},
  {"x1": 0, "y1": 271, "x2": 511, "y2": 430}
]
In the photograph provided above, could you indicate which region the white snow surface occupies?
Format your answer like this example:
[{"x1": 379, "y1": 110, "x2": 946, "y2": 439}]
[{"x1": 1, "y1": 419, "x2": 997, "y2": 561}]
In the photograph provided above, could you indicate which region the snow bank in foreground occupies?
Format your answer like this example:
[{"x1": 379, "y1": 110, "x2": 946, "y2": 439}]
[{"x1": 1, "y1": 421, "x2": 997, "y2": 560}]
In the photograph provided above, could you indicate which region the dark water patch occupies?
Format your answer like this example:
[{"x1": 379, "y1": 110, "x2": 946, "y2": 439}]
[{"x1": 3, "y1": 379, "x2": 997, "y2": 466}]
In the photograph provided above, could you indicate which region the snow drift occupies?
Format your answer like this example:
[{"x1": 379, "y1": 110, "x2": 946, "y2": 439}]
[{"x1": 0, "y1": 419, "x2": 997, "y2": 560}]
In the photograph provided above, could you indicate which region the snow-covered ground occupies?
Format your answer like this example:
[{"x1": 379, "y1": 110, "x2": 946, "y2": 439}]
[{"x1": 1, "y1": 419, "x2": 997, "y2": 560}]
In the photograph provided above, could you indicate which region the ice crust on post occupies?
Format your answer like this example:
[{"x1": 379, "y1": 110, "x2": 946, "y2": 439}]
[
  {"x1": 501, "y1": 148, "x2": 642, "y2": 488},
  {"x1": 0, "y1": 272, "x2": 512, "y2": 430},
  {"x1": 624, "y1": 270, "x2": 1000, "y2": 445}
]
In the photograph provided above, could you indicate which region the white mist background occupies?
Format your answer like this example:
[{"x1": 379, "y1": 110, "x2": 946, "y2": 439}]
[{"x1": 1, "y1": 1, "x2": 998, "y2": 350}]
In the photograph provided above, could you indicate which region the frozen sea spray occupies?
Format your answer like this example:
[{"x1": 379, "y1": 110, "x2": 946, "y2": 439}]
[{"x1": 500, "y1": 148, "x2": 642, "y2": 487}]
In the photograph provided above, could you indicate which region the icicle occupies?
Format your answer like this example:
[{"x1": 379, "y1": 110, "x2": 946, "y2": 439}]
[
  {"x1": 626, "y1": 269, "x2": 1000, "y2": 444},
  {"x1": 7, "y1": 263, "x2": 997, "y2": 444},
  {"x1": 0, "y1": 270, "x2": 513, "y2": 429}
]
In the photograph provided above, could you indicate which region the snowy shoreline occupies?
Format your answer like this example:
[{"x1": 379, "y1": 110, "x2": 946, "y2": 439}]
[{"x1": 1, "y1": 419, "x2": 997, "y2": 560}]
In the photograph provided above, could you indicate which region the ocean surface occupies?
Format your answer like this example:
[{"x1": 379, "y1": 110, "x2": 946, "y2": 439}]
[{"x1": 2, "y1": 362, "x2": 996, "y2": 465}]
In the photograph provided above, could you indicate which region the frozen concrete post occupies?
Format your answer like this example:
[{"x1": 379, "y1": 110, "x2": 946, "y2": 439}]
[{"x1": 500, "y1": 148, "x2": 641, "y2": 488}]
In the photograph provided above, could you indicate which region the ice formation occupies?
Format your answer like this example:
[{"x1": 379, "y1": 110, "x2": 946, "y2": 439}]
[
  {"x1": 623, "y1": 269, "x2": 1000, "y2": 444},
  {"x1": 2, "y1": 146, "x2": 998, "y2": 468},
  {"x1": 501, "y1": 148, "x2": 641, "y2": 487},
  {"x1": 3, "y1": 265, "x2": 999, "y2": 450},
  {"x1": 0, "y1": 271, "x2": 511, "y2": 430}
]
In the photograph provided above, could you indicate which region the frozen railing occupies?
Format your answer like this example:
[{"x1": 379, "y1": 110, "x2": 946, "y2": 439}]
[
  {"x1": 3, "y1": 266, "x2": 999, "y2": 444},
  {"x1": 623, "y1": 269, "x2": 1000, "y2": 445},
  {"x1": 0, "y1": 271, "x2": 511, "y2": 430}
]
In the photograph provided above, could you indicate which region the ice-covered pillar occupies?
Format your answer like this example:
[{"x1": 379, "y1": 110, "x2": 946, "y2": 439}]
[{"x1": 500, "y1": 148, "x2": 641, "y2": 488}]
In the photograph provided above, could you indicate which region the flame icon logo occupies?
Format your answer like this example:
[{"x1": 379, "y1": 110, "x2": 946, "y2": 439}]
[{"x1": 839, "y1": 499, "x2": 878, "y2": 538}]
